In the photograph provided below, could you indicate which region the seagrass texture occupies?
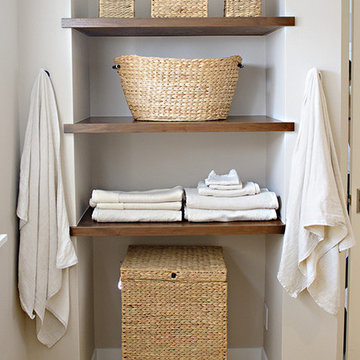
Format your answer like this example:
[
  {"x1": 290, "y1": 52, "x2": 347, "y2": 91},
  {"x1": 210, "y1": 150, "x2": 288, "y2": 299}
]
[
  {"x1": 151, "y1": 0, "x2": 208, "y2": 18},
  {"x1": 121, "y1": 246, "x2": 228, "y2": 360},
  {"x1": 113, "y1": 55, "x2": 242, "y2": 121},
  {"x1": 224, "y1": 0, "x2": 261, "y2": 17},
  {"x1": 99, "y1": 0, "x2": 134, "y2": 18}
]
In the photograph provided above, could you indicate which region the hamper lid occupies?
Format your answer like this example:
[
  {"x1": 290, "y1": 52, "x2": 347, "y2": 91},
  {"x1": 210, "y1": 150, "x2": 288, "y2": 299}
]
[{"x1": 121, "y1": 246, "x2": 227, "y2": 282}]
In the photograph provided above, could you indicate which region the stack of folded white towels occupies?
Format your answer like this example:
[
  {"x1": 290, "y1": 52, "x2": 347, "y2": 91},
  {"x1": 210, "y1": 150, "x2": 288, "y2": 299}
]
[
  {"x1": 184, "y1": 169, "x2": 279, "y2": 222},
  {"x1": 90, "y1": 186, "x2": 183, "y2": 222}
]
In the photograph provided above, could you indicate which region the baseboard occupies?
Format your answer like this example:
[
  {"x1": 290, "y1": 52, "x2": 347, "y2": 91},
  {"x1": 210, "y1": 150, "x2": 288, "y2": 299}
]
[{"x1": 94, "y1": 347, "x2": 265, "y2": 360}]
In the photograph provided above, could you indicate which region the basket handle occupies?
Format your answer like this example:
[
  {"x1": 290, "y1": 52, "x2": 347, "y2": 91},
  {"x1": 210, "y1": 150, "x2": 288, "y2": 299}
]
[{"x1": 112, "y1": 65, "x2": 121, "y2": 70}]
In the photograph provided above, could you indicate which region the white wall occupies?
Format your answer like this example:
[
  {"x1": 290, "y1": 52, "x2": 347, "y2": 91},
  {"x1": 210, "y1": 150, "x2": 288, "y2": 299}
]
[
  {"x1": 0, "y1": 1, "x2": 28, "y2": 359},
  {"x1": 263, "y1": 0, "x2": 349, "y2": 359}
]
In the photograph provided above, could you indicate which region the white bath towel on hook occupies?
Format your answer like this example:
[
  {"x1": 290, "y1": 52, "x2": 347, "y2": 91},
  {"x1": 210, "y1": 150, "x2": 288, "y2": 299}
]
[
  {"x1": 277, "y1": 68, "x2": 355, "y2": 314},
  {"x1": 17, "y1": 69, "x2": 78, "y2": 347}
]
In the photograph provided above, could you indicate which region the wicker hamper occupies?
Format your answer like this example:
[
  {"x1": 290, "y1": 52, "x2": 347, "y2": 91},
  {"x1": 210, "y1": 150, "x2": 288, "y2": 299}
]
[
  {"x1": 151, "y1": 0, "x2": 208, "y2": 18},
  {"x1": 113, "y1": 55, "x2": 242, "y2": 121},
  {"x1": 120, "y1": 246, "x2": 228, "y2": 360},
  {"x1": 224, "y1": 0, "x2": 261, "y2": 17},
  {"x1": 99, "y1": 0, "x2": 134, "y2": 18}
]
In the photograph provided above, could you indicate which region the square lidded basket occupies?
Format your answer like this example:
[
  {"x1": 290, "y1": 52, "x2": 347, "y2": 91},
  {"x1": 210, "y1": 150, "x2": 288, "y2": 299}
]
[
  {"x1": 120, "y1": 246, "x2": 228, "y2": 360},
  {"x1": 99, "y1": 0, "x2": 134, "y2": 18}
]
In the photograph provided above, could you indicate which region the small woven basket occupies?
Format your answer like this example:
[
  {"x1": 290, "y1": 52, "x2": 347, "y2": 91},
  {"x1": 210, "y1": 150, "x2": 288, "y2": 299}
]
[
  {"x1": 151, "y1": 0, "x2": 208, "y2": 18},
  {"x1": 121, "y1": 246, "x2": 228, "y2": 360},
  {"x1": 99, "y1": 0, "x2": 134, "y2": 18},
  {"x1": 225, "y1": 0, "x2": 261, "y2": 17},
  {"x1": 113, "y1": 55, "x2": 242, "y2": 121}
]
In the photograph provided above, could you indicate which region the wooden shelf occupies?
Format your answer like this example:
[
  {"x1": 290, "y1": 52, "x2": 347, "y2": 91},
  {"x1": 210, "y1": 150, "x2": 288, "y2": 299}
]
[
  {"x1": 61, "y1": 17, "x2": 295, "y2": 37},
  {"x1": 64, "y1": 116, "x2": 294, "y2": 134},
  {"x1": 71, "y1": 207, "x2": 285, "y2": 237}
]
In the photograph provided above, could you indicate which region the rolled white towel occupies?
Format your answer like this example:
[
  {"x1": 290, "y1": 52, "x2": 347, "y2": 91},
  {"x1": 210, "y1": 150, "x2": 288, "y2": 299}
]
[
  {"x1": 185, "y1": 188, "x2": 279, "y2": 210},
  {"x1": 92, "y1": 208, "x2": 182, "y2": 222},
  {"x1": 185, "y1": 207, "x2": 278, "y2": 222},
  {"x1": 205, "y1": 169, "x2": 241, "y2": 186},
  {"x1": 96, "y1": 202, "x2": 182, "y2": 211},
  {"x1": 198, "y1": 181, "x2": 260, "y2": 197},
  {"x1": 90, "y1": 186, "x2": 183, "y2": 207}
]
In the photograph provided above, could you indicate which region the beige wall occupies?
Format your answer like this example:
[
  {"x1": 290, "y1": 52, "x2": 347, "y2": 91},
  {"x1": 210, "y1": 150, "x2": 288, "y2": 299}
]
[{"x1": 0, "y1": 1, "x2": 28, "y2": 359}]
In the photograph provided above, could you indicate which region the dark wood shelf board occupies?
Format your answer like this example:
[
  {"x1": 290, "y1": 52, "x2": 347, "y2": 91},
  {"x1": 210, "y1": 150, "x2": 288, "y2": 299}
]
[
  {"x1": 61, "y1": 17, "x2": 295, "y2": 37},
  {"x1": 71, "y1": 207, "x2": 285, "y2": 237},
  {"x1": 64, "y1": 116, "x2": 294, "y2": 134}
]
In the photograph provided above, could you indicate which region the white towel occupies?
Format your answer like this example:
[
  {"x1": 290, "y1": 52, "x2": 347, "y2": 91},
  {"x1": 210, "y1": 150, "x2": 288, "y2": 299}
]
[
  {"x1": 205, "y1": 169, "x2": 241, "y2": 186},
  {"x1": 17, "y1": 70, "x2": 78, "y2": 347},
  {"x1": 209, "y1": 183, "x2": 244, "y2": 190},
  {"x1": 96, "y1": 201, "x2": 182, "y2": 211},
  {"x1": 185, "y1": 188, "x2": 279, "y2": 210},
  {"x1": 185, "y1": 207, "x2": 277, "y2": 222},
  {"x1": 198, "y1": 181, "x2": 260, "y2": 197},
  {"x1": 90, "y1": 186, "x2": 183, "y2": 207},
  {"x1": 92, "y1": 208, "x2": 182, "y2": 222},
  {"x1": 277, "y1": 68, "x2": 355, "y2": 315}
]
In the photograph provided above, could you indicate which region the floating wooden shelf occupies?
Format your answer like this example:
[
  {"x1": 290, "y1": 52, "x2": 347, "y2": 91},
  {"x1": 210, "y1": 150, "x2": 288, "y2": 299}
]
[
  {"x1": 71, "y1": 207, "x2": 285, "y2": 237},
  {"x1": 61, "y1": 17, "x2": 295, "y2": 37},
  {"x1": 64, "y1": 116, "x2": 294, "y2": 134}
]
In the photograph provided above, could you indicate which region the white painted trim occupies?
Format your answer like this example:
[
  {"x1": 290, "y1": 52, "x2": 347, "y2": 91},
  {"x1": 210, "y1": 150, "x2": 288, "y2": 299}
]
[
  {"x1": 0, "y1": 234, "x2": 8, "y2": 248},
  {"x1": 261, "y1": 348, "x2": 269, "y2": 360},
  {"x1": 91, "y1": 349, "x2": 96, "y2": 360},
  {"x1": 95, "y1": 347, "x2": 264, "y2": 360}
]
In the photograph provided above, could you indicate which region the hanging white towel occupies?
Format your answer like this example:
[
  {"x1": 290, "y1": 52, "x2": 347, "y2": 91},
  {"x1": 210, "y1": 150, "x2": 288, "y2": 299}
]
[
  {"x1": 89, "y1": 186, "x2": 183, "y2": 207},
  {"x1": 17, "y1": 69, "x2": 78, "y2": 347},
  {"x1": 198, "y1": 181, "x2": 260, "y2": 197},
  {"x1": 277, "y1": 68, "x2": 355, "y2": 315},
  {"x1": 92, "y1": 208, "x2": 182, "y2": 222},
  {"x1": 185, "y1": 207, "x2": 277, "y2": 222},
  {"x1": 185, "y1": 188, "x2": 278, "y2": 210},
  {"x1": 205, "y1": 169, "x2": 241, "y2": 186}
]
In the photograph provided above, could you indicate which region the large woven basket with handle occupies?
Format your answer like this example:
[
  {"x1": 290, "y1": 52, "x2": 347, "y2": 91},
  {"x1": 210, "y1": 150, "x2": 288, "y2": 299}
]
[
  {"x1": 121, "y1": 245, "x2": 228, "y2": 360},
  {"x1": 113, "y1": 55, "x2": 242, "y2": 122},
  {"x1": 225, "y1": 0, "x2": 261, "y2": 17}
]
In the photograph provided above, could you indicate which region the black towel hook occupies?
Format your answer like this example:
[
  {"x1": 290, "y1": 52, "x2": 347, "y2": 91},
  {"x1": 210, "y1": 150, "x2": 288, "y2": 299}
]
[{"x1": 44, "y1": 70, "x2": 50, "y2": 77}]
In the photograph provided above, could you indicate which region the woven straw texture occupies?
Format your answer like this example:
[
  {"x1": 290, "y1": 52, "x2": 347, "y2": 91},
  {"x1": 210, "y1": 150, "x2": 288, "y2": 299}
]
[
  {"x1": 99, "y1": 0, "x2": 134, "y2": 18},
  {"x1": 121, "y1": 246, "x2": 227, "y2": 360},
  {"x1": 151, "y1": 0, "x2": 208, "y2": 18},
  {"x1": 113, "y1": 55, "x2": 242, "y2": 122},
  {"x1": 225, "y1": 0, "x2": 261, "y2": 17}
]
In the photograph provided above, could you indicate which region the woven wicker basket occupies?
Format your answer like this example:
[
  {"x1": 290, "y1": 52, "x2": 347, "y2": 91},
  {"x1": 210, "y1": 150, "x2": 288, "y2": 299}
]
[
  {"x1": 113, "y1": 55, "x2": 242, "y2": 121},
  {"x1": 151, "y1": 0, "x2": 208, "y2": 18},
  {"x1": 225, "y1": 0, "x2": 261, "y2": 17},
  {"x1": 121, "y1": 246, "x2": 228, "y2": 360},
  {"x1": 99, "y1": 0, "x2": 134, "y2": 18}
]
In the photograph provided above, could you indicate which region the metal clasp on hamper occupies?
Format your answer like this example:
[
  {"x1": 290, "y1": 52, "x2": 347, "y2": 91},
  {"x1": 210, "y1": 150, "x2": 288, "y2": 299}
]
[{"x1": 112, "y1": 65, "x2": 121, "y2": 70}]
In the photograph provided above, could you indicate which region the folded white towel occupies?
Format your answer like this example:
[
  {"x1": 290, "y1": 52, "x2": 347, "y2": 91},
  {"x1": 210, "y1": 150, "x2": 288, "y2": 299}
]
[
  {"x1": 185, "y1": 207, "x2": 277, "y2": 222},
  {"x1": 205, "y1": 169, "x2": 241, "y2": 186},
  {"x1": 198, "y1": 181, "x2": 260, "y2": 197},
  {"x1": 185, "y1": 188, "x2": 279, "y2": 210},
  {"x1": 96, "y1": 202, "x2": 182, "y2": 211},
  {"x1": 90, "y1": 186, "x2": 183, "y2": 207},
  {"x1": 209, "y1": 183, "x2": 244, "y2": 190},
  {"x1": 92, "y1": 208, "x2": 182, "y2": 222}
]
